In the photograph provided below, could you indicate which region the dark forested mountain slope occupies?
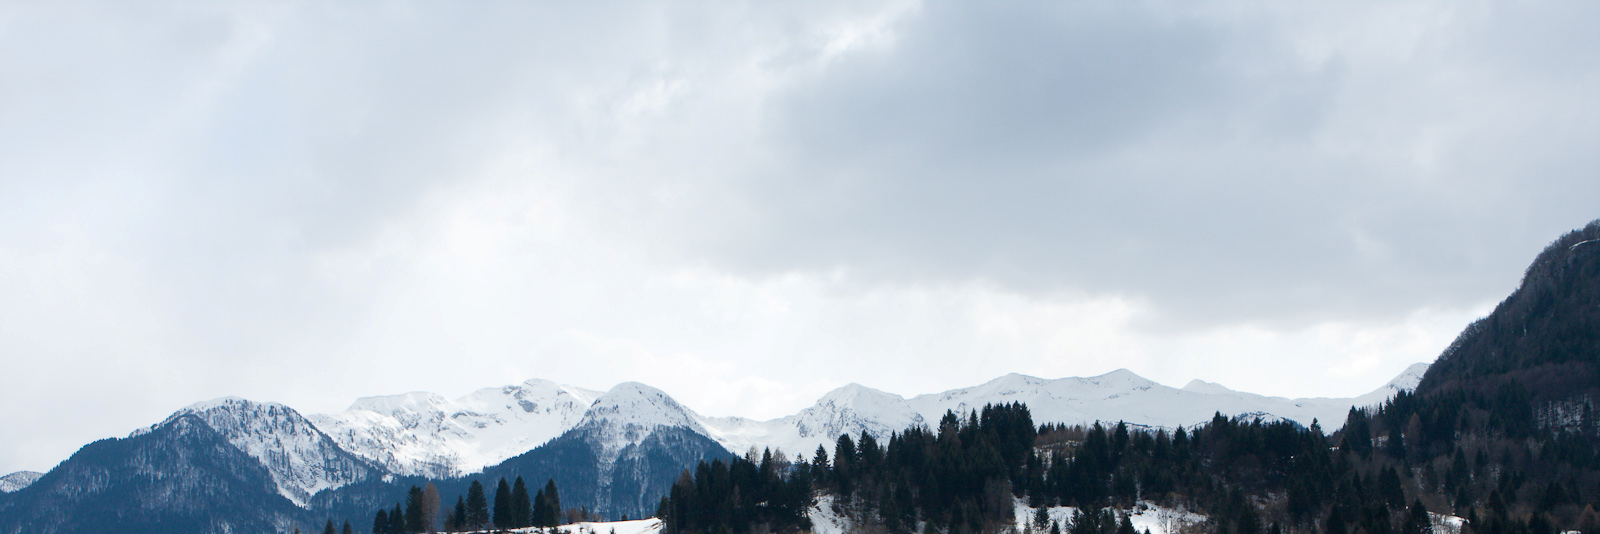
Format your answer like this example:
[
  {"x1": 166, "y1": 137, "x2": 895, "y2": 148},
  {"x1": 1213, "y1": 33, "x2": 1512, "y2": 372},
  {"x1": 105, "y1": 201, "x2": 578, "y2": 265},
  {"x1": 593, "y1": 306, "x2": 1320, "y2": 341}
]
[
  {"x1": 467, "y1": 424, "x2": 735, "y2": 521},
  {"x1": 0, "y1": 414, "x2": 310, "y2": 534},
  {"x1": 1419, "y1": 219, "x2": 1600, "y2": 407}
]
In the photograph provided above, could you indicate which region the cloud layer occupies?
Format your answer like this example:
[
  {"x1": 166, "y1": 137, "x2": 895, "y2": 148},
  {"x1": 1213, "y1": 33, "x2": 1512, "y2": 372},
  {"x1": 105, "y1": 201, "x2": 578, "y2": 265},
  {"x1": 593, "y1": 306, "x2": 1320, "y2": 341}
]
[{"x1": 0, "y1": 1, "x2": 1595, "y2": 473}]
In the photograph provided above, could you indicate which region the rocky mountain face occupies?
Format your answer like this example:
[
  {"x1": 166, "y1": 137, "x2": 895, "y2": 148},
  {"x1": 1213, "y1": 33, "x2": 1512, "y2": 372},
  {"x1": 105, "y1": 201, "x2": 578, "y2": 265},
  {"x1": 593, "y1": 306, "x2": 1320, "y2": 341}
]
[
  {"x1": 152, "y1": 397, "x2": 385, "y2": 506},
  {"x1": 308, "y1": 379, "x2": 601, "y2": 479}
]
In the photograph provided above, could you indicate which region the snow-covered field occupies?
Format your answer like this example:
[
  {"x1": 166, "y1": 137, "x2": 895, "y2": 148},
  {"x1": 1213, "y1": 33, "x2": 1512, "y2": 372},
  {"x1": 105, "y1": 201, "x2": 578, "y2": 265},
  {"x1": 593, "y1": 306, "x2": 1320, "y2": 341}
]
[
  {"x1": 807, "y1": 494, "x2": 1207, "y2": 534},
  {"x1": 1010, "y1": 499, "x2": 1206, "y2": 534},
  {"x1": 451, "y1": 518, "x2": 662, "y2": 534}
]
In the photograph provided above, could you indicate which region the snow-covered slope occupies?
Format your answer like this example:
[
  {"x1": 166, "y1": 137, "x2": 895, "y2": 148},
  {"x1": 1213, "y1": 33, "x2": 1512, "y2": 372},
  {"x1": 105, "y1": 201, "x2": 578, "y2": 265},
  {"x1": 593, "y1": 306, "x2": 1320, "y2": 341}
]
[
  {"x1": 571, "y1": 381, "x2": 714, "y2": 464},
  {"x1": 700, "y1": 383, "x2": 926, "y2": 460},
  {"x1": 0, "y1": 471, "x2": 42, "y2": 493},
  {"x1": 698, "y1": 365, "x2": 1428, "y2": 458},
  {"x1": 144, "y1": 397, "x2": 382, "y2": 506},
  {"x1": 478, "y1": 382, "x2": 735, "y2": 519},
  {"x1": 308, "y1": 379, "x2": 600, "y2": 478}
]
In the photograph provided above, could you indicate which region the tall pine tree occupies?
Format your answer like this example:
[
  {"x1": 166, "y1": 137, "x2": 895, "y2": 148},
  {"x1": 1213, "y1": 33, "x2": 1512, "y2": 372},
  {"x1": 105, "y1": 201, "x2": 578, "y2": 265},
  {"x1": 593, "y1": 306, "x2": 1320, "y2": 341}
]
[
  {"x1": 493, "y1": 478, "x2": 512, "y2": 529},
  {"x1": 389, "y1": 504, "x2": 405, "y2": 534},
  {"x1": 405, "y1": 486, "x2": 425, "y2": 533},
  {"x1": 535, "y1": 478, "x2": 562, "y2": 527},
  {"x1": 512, "y1": 476, "x2": 532, "y2": 528},
  {"x1": 449, "y1": 495, "x2": 466, "y2": 531},
  {"x1": 466, "y1": 480, "x2": 490, "y2": 529}
]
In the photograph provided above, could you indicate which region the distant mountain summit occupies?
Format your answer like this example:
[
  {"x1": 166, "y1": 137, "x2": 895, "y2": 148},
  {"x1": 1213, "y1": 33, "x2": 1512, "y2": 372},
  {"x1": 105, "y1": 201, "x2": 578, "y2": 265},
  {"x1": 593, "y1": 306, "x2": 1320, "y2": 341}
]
[
  {"x1": 0, "y1": 472, "x2": 40, "y2": 494},
  {"x1": 152, "y1": 397, "x2": 383, "y2": 506},
  {"x1": 472, "y1": 382, "x2": 734, "y2": 520},
  {"x1": 309, "y1": 379, "x2": 601, "y2": 478},
  {"x1": 696, "y1": 365, "x2": 1426, "y2": 461},
  {"x1": 0, "y1": 413, "x2": 307, "y2": 534}
]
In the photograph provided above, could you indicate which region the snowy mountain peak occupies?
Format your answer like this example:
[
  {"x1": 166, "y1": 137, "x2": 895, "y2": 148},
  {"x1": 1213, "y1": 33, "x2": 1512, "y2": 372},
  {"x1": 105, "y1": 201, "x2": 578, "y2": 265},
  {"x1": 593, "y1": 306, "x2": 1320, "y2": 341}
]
[
  {"x1": 1180, "y1": 379, "x2": 1236, "y2": 395},
  {"x1": 346, "y1": 391, "x2": 452, "y2": 416},
  {"x1": 1083, "y1": 368, "x2": 1160, "y2": 390},
  {"x1": 0, "y1": 471, "x2": 42, "y2": 493},
  {"x1": 580, "y1": 382, "x2": 704, "y2": 432},
  {"x1": 696, "y1": 381, "x2": 927, "y2": 459},
  {"x1": 1386, "y1": 363, "x2": 1430, "y2": 391},
  {"x1": 156, "y1": 396, "x2": 378, "y2": 506},
  {"x1": 309, "y1": 379, "x2": 601, "y2": 478},
  {"x1": 817, "y1": 383, "x2": 906, "y2": 406}
]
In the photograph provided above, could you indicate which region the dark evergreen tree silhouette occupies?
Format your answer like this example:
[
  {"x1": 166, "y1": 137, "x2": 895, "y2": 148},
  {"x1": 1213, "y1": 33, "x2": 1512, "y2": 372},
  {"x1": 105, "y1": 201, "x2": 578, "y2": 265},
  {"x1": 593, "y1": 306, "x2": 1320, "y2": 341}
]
[
  {"x1": 493, "y1": 478, "x2": 511, "y2": 529},
  {"x1": 511, "y1": 476, "x2": 532, "y2": 528},
  {"x1": 466, "y1": 479, "x2": 489, "y2": 529}
]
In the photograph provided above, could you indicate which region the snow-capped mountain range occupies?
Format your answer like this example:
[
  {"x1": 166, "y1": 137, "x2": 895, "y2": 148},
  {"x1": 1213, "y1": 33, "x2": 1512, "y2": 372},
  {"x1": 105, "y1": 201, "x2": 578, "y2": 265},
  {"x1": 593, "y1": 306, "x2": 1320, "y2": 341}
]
[
  {"x1": 696, "y1": 363, "x2": 1429, "y2": 462},
  {"x1": 0, "y1": 364, "x2": 1427, "y2": 504},
  {"x1": 304, "y1": 364, "x2": 1426, "y2": 479}
]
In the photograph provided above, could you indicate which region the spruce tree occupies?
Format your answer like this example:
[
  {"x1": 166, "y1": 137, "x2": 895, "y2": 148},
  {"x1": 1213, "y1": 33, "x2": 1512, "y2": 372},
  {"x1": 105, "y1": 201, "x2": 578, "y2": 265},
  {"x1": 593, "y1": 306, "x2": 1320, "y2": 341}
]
[
  {"x1": 534, "y1": 487, "x2": 550, "y2": 527},
  {"x1": 373, "y1": 510, "x2": 389, "y2": 534},
  {"x1": 494, "y1": 478, "x2": 512, "y2": 529},
  {"x1": 1404, "y1": 500, "x2": 1431, "y2": 534},
  {"x1": 406, "y1": 486, "x2": 425, "y2": 533},
  {"x1": 450, "y1": 495, "x2": 466, "y2": 531},
  {"x1": 466, "y1": 480, "x2": 490, "y2": 528},
  {"x1": 543, "y1": 479, "x2": 562, "y2": 526},
  {"x1": 389, "y1": 504, "x2": 405, "y2": 534},
  {"x1": 342, "y1": 520, "x2": 353, "y2": 534},
  {"x1": 323, "y1": 519, "x2": 336, "y2": 534},
  {"x1": 512, "y1": 476, "x2": 532, "y2": 528}
]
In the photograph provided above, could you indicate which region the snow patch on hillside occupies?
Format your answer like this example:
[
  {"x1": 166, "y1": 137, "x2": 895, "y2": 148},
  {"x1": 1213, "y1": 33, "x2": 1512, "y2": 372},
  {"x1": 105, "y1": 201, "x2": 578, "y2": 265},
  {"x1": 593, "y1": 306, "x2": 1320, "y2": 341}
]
[
  {"x1": 808, "y1": 495, "x2": 856, "y2": 534},
  {"x1": 452, "y1": 518, "x2": 662, "y2": 534},
  {"x1": 701, "y1": 383, "x2": 924, "y2": 462},
  {"x1": 1012, "y1": 500, "x2": 1206, "y2": 534},
  {"x1": 0, "y1": 470, "x2": 42, "y2": 493}
]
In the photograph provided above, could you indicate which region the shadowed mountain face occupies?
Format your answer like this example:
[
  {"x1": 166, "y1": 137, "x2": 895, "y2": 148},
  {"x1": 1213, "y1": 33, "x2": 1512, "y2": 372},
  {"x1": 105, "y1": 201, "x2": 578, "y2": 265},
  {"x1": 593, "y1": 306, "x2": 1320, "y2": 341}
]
[
  {"x1": 1418, "y1": 219, "x2": 1600, "y2": 407},
  {"x1": 0, "y1": 414, "x2": 309, "y2": 534}
]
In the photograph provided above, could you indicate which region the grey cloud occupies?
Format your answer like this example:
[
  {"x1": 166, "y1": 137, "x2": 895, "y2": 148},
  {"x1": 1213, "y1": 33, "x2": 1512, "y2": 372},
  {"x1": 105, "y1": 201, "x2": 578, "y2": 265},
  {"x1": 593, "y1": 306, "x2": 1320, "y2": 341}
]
[{"x1": 646, "y1": 2, "x2": 1600, "y2": 329}]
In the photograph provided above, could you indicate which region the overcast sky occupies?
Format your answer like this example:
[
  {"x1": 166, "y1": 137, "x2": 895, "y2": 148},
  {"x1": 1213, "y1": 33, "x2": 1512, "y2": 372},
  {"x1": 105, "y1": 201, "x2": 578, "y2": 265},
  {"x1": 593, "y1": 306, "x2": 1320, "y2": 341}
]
[{"x1": 1, "y1": 1, "x2": 1596, "y2": 474}]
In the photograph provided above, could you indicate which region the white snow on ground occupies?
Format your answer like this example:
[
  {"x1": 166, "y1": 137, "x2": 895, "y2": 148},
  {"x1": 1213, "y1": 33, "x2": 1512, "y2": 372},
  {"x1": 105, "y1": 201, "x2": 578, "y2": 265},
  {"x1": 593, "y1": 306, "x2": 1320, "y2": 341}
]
[
  {"x1": 448, "y1": 518, "x2": 663, "y2": 534},
  {"x1": 808, "y1": 494, "x2": 1207, "y2": 534},
  {"x1": 1430, "y1": 513, "x2": 1467, "y2": 534},
  {"x1": 1011, "y1": 499, "x2": 1205, "y2": 534},
  {"x1": 807, "y1": 495, "x2": 854, "y2": 534}
]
